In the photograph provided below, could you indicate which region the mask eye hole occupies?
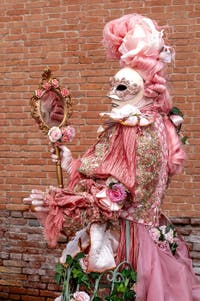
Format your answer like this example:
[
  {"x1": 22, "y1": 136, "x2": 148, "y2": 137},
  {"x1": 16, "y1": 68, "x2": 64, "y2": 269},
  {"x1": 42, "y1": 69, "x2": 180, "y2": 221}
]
[{"x1": 116, "y1": 84, "x2": 127, "y2": 91}]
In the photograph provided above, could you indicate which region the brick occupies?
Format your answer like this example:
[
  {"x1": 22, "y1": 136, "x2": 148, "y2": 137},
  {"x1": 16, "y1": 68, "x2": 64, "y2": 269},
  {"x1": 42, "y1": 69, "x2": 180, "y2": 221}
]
[
  {"x1": 0, "y1": 279, "x2": 22, "y2": 287},
  {"x1": 190, "y1": 251, "x2": 200, "y2": 260},
  {"x1": 0, "y1": 266, "x2": 21, "y2": 274},
  {"x1": 193, "y1": 243, "x2": 200, "y2": 251},
  {"x1": 21, "y1": 296, "x2": 45, "y2": 301},
  {"x1": 194, "y1": 267, "x2": 200, "y2": 276},
  {"x1": 24, "y1": 281, "x2": 47, "y2": 290},
  {"x1": 188, "y1": 235, "x2": 200, "y2": 244},
  {"x1": 8, "y1": 295, "x2": 21, "y2": 300},
  {"x1": 191, "y1": 218, "x2": 200, "y2": 225},
  {"x1": 40, "y1": 290, "x2": 60, "y2": 297},
  {"x1": 9, "y1": 287, "x2": 27, "y2": 295},
  {"x1": 3, "y1": 260, "x2": 25, "y2": 268},
  {"x1": 0, "y1": 293, "x2": 9, "y2": 299}
]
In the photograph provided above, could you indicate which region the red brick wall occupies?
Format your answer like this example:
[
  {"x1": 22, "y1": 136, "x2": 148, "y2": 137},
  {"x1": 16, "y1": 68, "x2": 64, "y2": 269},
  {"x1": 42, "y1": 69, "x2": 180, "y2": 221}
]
[{"x1": 0, "y1": 0, "x2": 200, "y2": 299}]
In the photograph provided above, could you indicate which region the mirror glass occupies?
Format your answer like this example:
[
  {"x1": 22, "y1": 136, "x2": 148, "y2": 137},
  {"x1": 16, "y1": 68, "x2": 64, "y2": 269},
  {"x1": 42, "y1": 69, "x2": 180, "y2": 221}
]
[{"x1": 40, "y1": 90, "x2": 65, "y2": 127}]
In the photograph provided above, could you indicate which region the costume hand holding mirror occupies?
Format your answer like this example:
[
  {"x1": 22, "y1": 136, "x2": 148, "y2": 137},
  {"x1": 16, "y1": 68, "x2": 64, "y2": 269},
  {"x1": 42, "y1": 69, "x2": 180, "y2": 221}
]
[{"x1": 30, "y1": 68, "x2": 73, "y2": 188}]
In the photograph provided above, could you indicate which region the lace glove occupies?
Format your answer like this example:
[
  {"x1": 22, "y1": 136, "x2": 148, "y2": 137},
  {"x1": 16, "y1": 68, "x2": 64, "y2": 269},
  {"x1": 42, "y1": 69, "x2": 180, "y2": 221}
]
[
  {"x1": 51, "y1": 145, "x2": 73, "y2": 174},
  {"x1": 23, "y1": 189, "x2": 49, "y2": 212}
]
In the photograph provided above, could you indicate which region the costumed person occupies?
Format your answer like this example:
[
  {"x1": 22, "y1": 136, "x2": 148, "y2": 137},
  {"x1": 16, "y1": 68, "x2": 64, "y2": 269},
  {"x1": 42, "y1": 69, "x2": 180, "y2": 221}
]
[{"x1": 24, "y1": 14, "x2": 200, "y2": 301}]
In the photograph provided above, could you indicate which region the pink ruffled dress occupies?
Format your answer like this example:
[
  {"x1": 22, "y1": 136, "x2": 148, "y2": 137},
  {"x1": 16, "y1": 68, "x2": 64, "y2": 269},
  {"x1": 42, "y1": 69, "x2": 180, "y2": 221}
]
[{"x1": 40, "y1": 107, "x2": 200, "y2": 301}]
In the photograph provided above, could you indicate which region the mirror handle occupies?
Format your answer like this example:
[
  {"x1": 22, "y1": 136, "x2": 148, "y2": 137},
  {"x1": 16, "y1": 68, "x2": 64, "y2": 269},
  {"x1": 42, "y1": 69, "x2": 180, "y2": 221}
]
[{"x1": 55, "y1": 145, "x2": 64, "y2": 188}]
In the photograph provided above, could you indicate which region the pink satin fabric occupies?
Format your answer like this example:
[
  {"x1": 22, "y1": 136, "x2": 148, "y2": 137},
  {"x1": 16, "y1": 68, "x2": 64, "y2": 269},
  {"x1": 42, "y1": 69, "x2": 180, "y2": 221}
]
[
  {"x1": 164, "y1": 117, "x2": 186, "y2": 175},
  {"x1": 136, "y1": 224, "x2": 200, "y2": 301},
  {"x1": 116, "y1": 219, "x2": 200, "y2": 300}
]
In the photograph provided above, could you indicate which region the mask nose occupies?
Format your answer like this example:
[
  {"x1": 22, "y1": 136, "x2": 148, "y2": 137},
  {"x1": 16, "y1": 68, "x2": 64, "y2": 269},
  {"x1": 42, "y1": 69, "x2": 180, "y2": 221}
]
[{"x1": 107, "y1": 92, "x2": 120, "y2": 100}]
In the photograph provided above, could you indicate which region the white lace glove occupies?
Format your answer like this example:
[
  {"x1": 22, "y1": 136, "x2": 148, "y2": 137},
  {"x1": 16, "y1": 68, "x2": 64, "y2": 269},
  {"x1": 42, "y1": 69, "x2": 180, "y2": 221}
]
[
  {"x1": 23, "y1": 189, "x2": 49, "y2": 212},
  {"x1": 51, "y1": 145, "x2": 73, "y2": 174}
]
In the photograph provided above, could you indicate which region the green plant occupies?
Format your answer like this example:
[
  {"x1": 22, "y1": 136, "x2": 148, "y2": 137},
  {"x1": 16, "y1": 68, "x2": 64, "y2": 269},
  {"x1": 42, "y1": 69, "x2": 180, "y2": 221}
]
[{"x1": 55, "y1": 253, "x2": 137, "y2": 301}]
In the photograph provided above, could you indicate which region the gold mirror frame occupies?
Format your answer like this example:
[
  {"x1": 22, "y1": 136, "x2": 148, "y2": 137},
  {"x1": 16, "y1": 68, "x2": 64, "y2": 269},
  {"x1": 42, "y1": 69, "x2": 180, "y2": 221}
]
[
  {"x1": 30, "y1": 68, "x2": 72, "y2": 134},
  {"x1": 30, "y1": 68, "x2": 73, "y2": 188}
]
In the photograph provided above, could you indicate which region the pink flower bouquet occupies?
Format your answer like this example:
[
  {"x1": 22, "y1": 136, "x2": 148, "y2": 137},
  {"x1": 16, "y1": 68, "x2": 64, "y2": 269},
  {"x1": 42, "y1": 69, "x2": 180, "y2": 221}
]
[{"x1": 48, "y1": 126, "x2": 75, "y2": 144}]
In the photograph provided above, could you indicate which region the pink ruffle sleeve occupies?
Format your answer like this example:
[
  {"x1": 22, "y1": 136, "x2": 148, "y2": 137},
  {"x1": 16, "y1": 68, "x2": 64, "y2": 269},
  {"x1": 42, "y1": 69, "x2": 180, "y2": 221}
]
[{"x1": 42, "y1": 179, "x2": 119, "y2": 247}]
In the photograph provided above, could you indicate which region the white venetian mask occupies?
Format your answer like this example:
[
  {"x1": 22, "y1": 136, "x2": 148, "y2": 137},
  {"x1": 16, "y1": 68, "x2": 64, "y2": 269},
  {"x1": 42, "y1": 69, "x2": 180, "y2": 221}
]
[{"x1": 108, "y1": 67, "x2": 144, "y2": 109}]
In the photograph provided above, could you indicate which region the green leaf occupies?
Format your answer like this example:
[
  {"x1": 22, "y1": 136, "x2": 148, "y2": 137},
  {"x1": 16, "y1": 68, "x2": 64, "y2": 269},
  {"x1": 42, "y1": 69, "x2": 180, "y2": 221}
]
[
  {"x1": 170, "y1": 106, "x2": 184, "y2": 117},
  {"x1": 92, "y1": 296, "x2": 101, "y2": 301},
  {"x1": 105, "y1": 295, "x2": 121, "y2": 301},
  {"x1": 54, "y1": 263, "x2": 65, "y2": 285},
  {"x1": 124, "y1": 290, "x2": 135, "y2": 300},
  {"x1": 66, "y1": 255, "x2": 73, "y2": 265},
  {"x1": 72, "y1": 268, "x2": 82, "y2": 278},
  {"x1": 54, "y1": 272, "x2": 63, "y2": 285},
  {"x1": 90, "y1": 272, "x2": 100, "y2": 280},
  {"x1": 55, "y1": 263, "x2": 64, "y2": 274},
  {"x1": 170, "y1": 242, "x2": 178, "y2": 255},
  {"x1": 124, "y1": 278, "x2": 129, "y2": 287},
  {"x1": 116, "y1": 282, "x2": 126, "y2": 293},
  {"x1": 130, "y1": 270, "x2": 137, "y2": 282},
  {"x1": 159, "y1": 233, "x2": 165, "y2": 241},
  {"x1": 74, "y1": 252, "x2": 85, "y2": 261},
  {"x1": 181, "y1": 136, "x2": 188, "y2": 145},
  {"x1": 165, "y1": 225, "x2": 171, "y2": 233}
]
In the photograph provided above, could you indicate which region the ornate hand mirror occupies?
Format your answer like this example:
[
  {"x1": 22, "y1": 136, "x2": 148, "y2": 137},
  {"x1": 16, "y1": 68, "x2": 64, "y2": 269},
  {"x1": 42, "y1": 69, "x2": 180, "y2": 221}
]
[{"x1": 30, "y1": 68, "x2": 73, "y2": 188}]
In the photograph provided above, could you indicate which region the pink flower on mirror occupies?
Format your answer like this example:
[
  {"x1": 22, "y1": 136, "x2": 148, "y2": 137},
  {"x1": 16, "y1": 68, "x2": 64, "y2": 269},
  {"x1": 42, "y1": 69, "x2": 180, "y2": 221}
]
[
  {"x1": 106, "y1": 183, "x2": 127, "y2": 203},
  {"x1": 35, "y1": 89, "x2": 44, "y2": 98},
  {"x1": 73, "y1": 291, "x2": 90, "y2": 301},
  {"x1": 54, "y1": 296, "x2": 62, "y2": 301},
  {"x1": 61, "y1": 88, "x2": 70, "y2": 97},
  {"x1": 51, "y1": 79, "x2": 59, "y2": 88},
  {"x1": 43, "y1": 82, "x2": 51, "y2": 90},
  {"x1": 48, "y1": 126, "x2": 62, "y2": 143},
  {"x1": 61, "y1": 126, "x2": 75, "y2": 142}
]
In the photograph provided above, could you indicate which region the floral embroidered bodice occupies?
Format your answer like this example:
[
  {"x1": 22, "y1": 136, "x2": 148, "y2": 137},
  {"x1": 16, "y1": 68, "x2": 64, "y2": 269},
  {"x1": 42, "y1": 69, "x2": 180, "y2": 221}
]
[{"x1": 78, "y1": 114, "x2": 169, "y2": 227}]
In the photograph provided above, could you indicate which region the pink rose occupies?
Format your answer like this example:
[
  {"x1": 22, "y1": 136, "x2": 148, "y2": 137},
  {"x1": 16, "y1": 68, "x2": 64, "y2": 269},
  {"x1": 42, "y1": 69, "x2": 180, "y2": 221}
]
[
  {"x1": 61, "y1": 88, "x2": 70, "y2": 97},
  {"x1": 160, "y1": 225, "x2": 167, "y2": 235},
  {"x1": 51, "y1": 78, "x2": 59, "y2": 88},
  {"x1": 106, "y1": 183, "x2": 127, "y2": 203},
  {"x1": 48, "y1": 126, "x2": 62, "y2": 143},
  {"x1": 149, "y1": 227, "x2": 161, "y2": 242},
  {"x1": 79, "y1": 256, "x2": 88, "y2": 272},
  {"x1": 43, "y1": 82, "x2": 51, "y2": 90},
  {"x1": 61, "y1": 126, "x2": 75, "y2": 143},
  {"x1": 73, "y1": 291, "x2": 90, "y2": 301},
  {"x1": 35, "y1": 89, "x2": 44, "y2": 98},
  {"x1": 164, "y1": 229, "x2": 174, "y2": 244}
]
